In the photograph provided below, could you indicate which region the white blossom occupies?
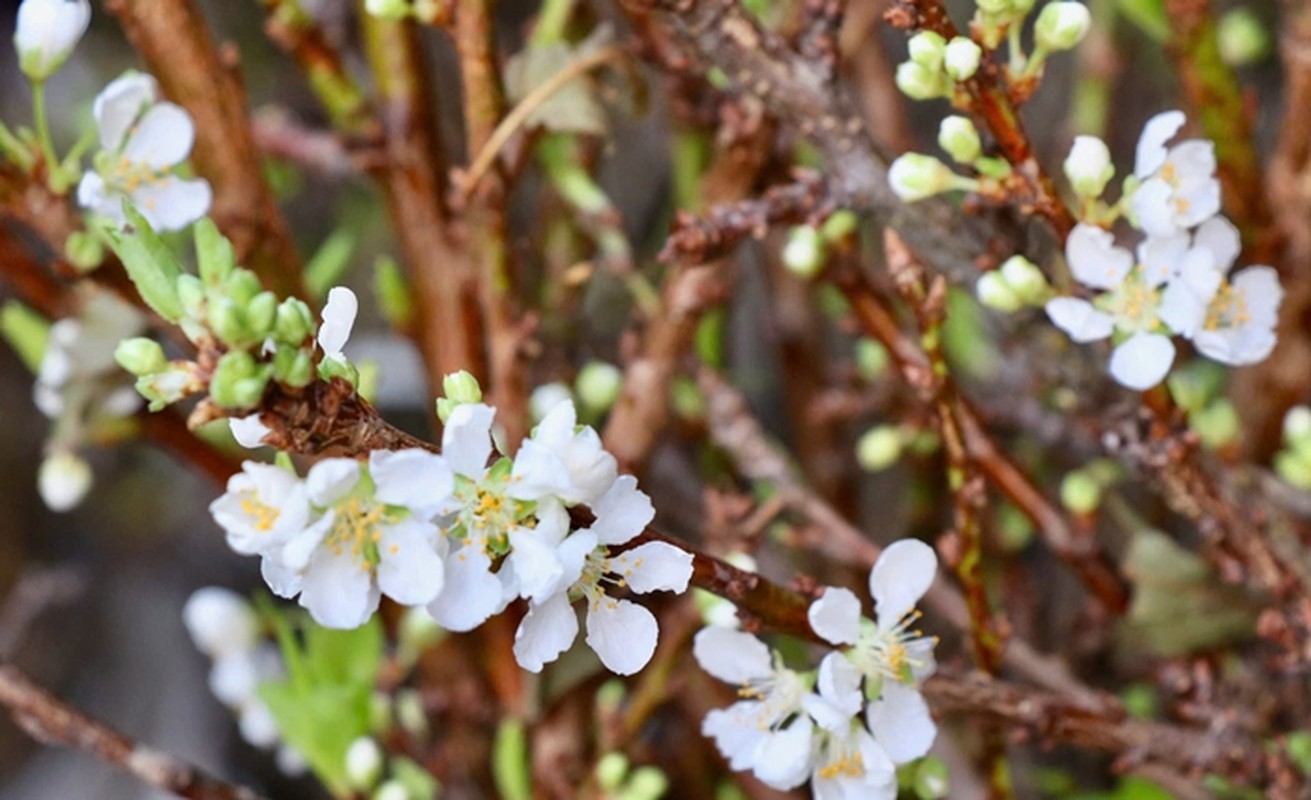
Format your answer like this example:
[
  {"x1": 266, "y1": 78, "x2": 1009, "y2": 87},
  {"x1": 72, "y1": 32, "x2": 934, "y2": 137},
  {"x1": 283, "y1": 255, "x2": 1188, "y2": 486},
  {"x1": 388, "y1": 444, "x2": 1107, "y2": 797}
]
[
  {"x1": 1064, "y1": 135, "x2": 1114, "y2": 199},
  {"x1": 77, "y1": 72, "x2": 212, "y2": 232},
  {"x1": 14, "y1": 0, "x2": 91, "y2": 81},
  {"x1": 37, "y1": 449, "x2": 92, "y2": 512},
  {"x1": 1131, "y1": 110, "x2": 1221, "y2": 237},
  {"x1": 318, "y1": 286, "x2": 357, "y2": 365}
]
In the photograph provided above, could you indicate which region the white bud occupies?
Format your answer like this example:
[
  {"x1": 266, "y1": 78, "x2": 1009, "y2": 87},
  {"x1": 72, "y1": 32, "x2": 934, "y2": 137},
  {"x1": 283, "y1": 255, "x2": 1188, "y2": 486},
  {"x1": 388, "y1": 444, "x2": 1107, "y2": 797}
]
[
  {"x1": 1063, "y1": 135, "x2": 1114, "y2": 198},
  {"x1": 998, "y1": 255, "x2": 1050, "y2": 303},
  {"x1": 1284, "y1": 406, "x2": 1311, "y2": 444},
  {"x1": 183, "y1": 587, "x2": 258, "y2": 658},
  {"x1": 856, "y1": 426, "x2": 904, "y2": 472},
  {"x1": 14, "y1": 0, "x2": 91, "y2": 82},
  {"x1": 364, "y1": 0, "x2": 411, "y2": 20},
  {"x1": 37, "y1": 449, "x2": 92, "y2": 512},
  {"x1": 575, "y1": 360, "x2": 624, "y2": 414},
  {"x1": 529, "y1": 381, "x2": 573, "y2": 423},
  {"x1": 944, "y1": 37, "x2": 982, "y2": 80},
  {"x1": 374, "y1": 780, "x2": 410, "y2": 800},
  {"x1": 1035, "y1": 2, "x2": 1091, "y2": 52},
  {"x1": 345, "y1": 737, "x2": 384, "y2": 790},
  {"x1": 976, "y1": 272, "x2": 1023, "y2": 312},
  {"x1": 782, "y1": 226, "x2": 826, "y2": 279},
  {"x1": 895, "y1": 61, "x2": 947, "y2": 101},
  {"x1": 907, "y1": 31, "x2": 947, "y2": 70},
  {"x1": 888, "y1": 153, "x2": 959, "y2": 202},
  {"x1": 938, "y1": 116, "x2": 982, "y2": 164}
]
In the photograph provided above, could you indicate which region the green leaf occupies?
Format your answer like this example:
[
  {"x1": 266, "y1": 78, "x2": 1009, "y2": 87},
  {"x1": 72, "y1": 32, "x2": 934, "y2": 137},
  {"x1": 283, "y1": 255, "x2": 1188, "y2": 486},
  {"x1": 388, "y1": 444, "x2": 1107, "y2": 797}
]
[
  {"x1": 373, "y1": 255, "x2": 414, "y2": 329},
  {"x1": 108, "y1": 205, "x2": 186, "y2": 322},
  {"x1": 304, "y1": 229, "x2": 357, "y2": 301},
  {"x1": 1116, "y1": 0, "x2": 1170, "y2": 43},
  {"x1": 194, "y1": 218, "x2": 236, "y2": 288},
  {"x1": 493, "y1": 719, "x2": 532, "y2": 800},
  {"x1": 0, "y1": 301, "x2": 50, "y2": 374}
]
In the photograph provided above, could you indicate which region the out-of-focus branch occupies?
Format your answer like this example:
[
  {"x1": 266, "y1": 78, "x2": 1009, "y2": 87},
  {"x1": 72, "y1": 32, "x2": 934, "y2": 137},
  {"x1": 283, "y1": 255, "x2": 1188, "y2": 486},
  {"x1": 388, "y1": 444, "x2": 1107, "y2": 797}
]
[
  {"x1": 105, "y1": 0, "x2": 306, "y2": 302},
  {"x1": 0, "y1": 662, "x2": 268, "y2": 800},
  {"x1": 257, "y1": 0, "x2": 374, "y2": 135}
]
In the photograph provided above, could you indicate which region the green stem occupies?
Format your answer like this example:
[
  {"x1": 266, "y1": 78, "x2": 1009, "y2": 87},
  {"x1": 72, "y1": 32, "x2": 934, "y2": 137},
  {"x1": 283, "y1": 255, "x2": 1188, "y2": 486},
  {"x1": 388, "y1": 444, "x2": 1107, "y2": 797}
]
[
  {"x1": 30, "y1": 81, "x2": 62, "y2": 189},
  {"x1": 532, "y1": 0, "x2": 575, "y2": 45}
]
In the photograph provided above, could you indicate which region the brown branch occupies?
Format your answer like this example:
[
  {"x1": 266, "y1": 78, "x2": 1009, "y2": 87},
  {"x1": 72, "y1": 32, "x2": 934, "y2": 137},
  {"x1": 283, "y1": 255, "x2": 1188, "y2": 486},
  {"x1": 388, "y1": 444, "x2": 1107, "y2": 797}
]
[
  {"x1": 0, "y1": 662, "x2": 268, "y2": 800},
  {"x1": 105, "y1": 0, "x2": 306, "y2": 302}
]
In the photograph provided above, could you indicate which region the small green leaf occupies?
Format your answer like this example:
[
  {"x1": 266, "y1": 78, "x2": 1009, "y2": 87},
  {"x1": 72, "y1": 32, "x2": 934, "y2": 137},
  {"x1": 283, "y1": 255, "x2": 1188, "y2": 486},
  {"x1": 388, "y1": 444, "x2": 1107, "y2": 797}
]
[
  {"x1": 108, "y1": 205, "x2": 186, "y2": 322},
  {"x1": 0, "y1": 301, "x2": 50, "y2": 374},
  {"x1": 194, "y1": 218, "x2": 236, "y2": 288},
  {"x1": 305, "y1": 229, "x2": 357, "y2": 301}
]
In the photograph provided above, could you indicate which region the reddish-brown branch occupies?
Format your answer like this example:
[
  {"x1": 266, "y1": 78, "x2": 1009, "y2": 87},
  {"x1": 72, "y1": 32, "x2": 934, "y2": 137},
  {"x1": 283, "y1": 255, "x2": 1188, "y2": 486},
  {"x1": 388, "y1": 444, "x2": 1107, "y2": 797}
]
[
  {"x1": 105, "y1": 0, "x2": 306, "y2": 302},
  {"x1": 0, "y1": 662, "x2": 268, "y2": 800}
]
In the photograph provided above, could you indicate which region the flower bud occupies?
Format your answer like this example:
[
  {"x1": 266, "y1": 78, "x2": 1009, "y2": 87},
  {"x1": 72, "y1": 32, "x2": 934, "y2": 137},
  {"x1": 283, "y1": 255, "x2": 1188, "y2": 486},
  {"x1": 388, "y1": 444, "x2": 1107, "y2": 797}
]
[
  {"x1": 195, "y1": 218, "x2": 235, "y2": 287},
  {"x1": 621, "y1": 766, "x2": 670, "y2": 800},
  {"x1": 782, "y1": 226, "x2": 826, "y2": 279},
  {"x1": 177, "y1": 274, "x2": 206, "y2": 320},
  {"x1": 114, "y1": 336, "x2": 167, "y2": 376},
  {"x1": 938, "y1": 116, "x2": 981, "y2": 164},
  {"x1": 1283, "y1": 406, "x2": 1311, "y2": 446},
  {"x1": 272, "y1": 346, "x2": 315, "y2": 388},
  {"x1": 977, "y1": 272, "x2": 1021, "y2": 312},
  {"x1": 856, "y1": 425, "x2": 904, "y2": 472},
  {"x1": 895, "y1": 61, "x2": 947, "y2": 101},
  {"x1": 907, "y1": 31, "x2": 947, "y2": 70},
  {"x1": 443, "y1": 369, "x2": 483, "y2": 405},
  {"x1": 528, "y1": 381, "x2": 572, "y2": 424},
  {"x1": 373, "y1": 781, "x2": 410, "y2": 800},
  {"x1": 365, "y1": 0, "x2": 411, "y2": 20},
  {"x1": 225, "y1": 268, "x2": 263, "y2": 307},
  {"x1": 211, "y1": 351, "x2": 267, "y2": 410},
  {"x1": 595, "y1": 752, "x2": 629, "y2": 791},
  {"x1": 317, "y1": 353, "x2": 359, "y2": 387},
  {"x1": 273, "y1": 298, "x2": 314, "y2": 346},
  {"x1": 182, "y1": 587, "x2": 258, "y2": 658},
  {"x1": 38, "y1": 449, "x2": 92, "y2": 512},
  {"x1": 855, "y1": 338, "x2": 889, "y2": 380},
  {"x1": 64, "y1": 231, "x2": 104, "y2": 272},
  {"x1": 576, "y1": 360, "x2": 623, "y2": 415},
  {"x1": 395, "y1": 688, "x2": 429, "y2": 739},
  {"x1": 1217, "y1": 8, "x2": 1269, "y2": 67},
  {"x1": 1035, "y1": 2, "x2": 1091, "y2": 52},
  {"x1": 1063, "y1": 135, "x2": 1114, "y2": 198},
  {"x1": 246, "y1": 292, "x2": 278, "y2": 341},
  {"x1": 998, "y1": 255, "x2": 1050, "y2": 303},
  {"x1": 345, "y1": 737, "x2": 384, "y2": 790},
  {"x1": 1060, "y1": 470, "x2": 1101, "y2": 514},
  {"x1": 944, "y1": 37, "x2": 982, "y2": 81},
  {"x1": 1275, "y1": 449, "x2": 1311, "y2": 490},
  {"x1": 14, "y1": 0, "x2": 91, "y2": 82},
  {"x1": 1191, "y1": 399, "x2": 1239, "y2": 451},
  {"x1": 888, "y1": 153, "x2": 959, "y2": 202},
  {"x1": 135, "y1": 362, "x2": 198, "y2": 410},
  {"x1": 913, "y1": 757, "x2": 951, "y2": 799}
]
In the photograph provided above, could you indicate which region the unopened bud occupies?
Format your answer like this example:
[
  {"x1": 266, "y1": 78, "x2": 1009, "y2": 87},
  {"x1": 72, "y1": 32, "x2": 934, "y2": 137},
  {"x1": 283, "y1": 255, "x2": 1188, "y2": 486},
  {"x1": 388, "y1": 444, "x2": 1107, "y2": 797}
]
[
  {"x1": 345, "y1": 737, "x2": 384, "y2": 790},
  {"x1": 211, "y1": 351, "x2": 269, "y2": 410},
  {"x1": 595, "y1": 752, "x2": 629, "y2": 791},
  {"x1": 977, "y1": 272, "x2": 1022, "y2": 312},
  {"x1": 621, "y1": 766, "x2": 670, "y2": 800},
  {"x1": 999, "y1": 255, "x2": 1049, "y2": 303},
  {"x1": 938, "y1": 116, "x2": 981, "y2": 164},
  {"x1": 1060, "y1": 470, "x2": 1101, "y2": 514},
  {"x1": 1283, "y1": 406, "x2": 1311, "y2": 446},
  {"x1": 576, "y1": 360, "x2": 623, "y2": 415},
  {"x1": 1035, "y1": 2, "x2": 1091, "y2": 52},
  {"x1": 1064, "y1": 135, "x2": 1114, "y2": 198},
  {"x1": 895, "y1": 61, "x2": 948, "y2": 101},
  {"x1": 373, "y1": 780, "x2": 410, "y2": 800},
  {"x1": 944, "y1": 37, "x2": 982, "y2": 80},
  {"x1": 1217, "y1": 8, "x2": 1269, "y2": 67},
  {"x1": 15, "y1": 0, "x2": 91, "y2": 82},
  {"x1": 856, "y1": 425, "x2": 904, "y2": 472},
  {"x1": 855, "y1": 338, "x2": 889, "y2": 380},
  {"x1": 782, "y1": 226, "x2": 826, "y2": 279},
  {"x1": 114, "y1": 337, "x2": 167, "y2": 376},
  {"x1": 365, "y1": 0, "x2": 411, "y2": 20},
  {"x1": 273, "y1": 298, "x2": 314, "y2": 345},
  {"x1": 888, "y1": 153, "x2": 960, "y2": 202},
  {"x1": 907, "y1": 31, "x2": 947, "y2": 70},
  {"x1": 38, "y1": 449, "x2": 92, "y2": 512}
]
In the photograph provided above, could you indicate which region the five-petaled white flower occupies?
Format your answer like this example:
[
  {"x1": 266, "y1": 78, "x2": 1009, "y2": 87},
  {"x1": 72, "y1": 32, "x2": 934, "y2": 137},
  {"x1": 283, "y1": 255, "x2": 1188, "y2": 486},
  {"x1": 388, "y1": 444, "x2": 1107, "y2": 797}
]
[
  {"x1": 77, "y1": 71, "x2": 212, "y2": 232},
  {"x1": 1131, "y1": 110, "x2": 1221, "y2": 238},
  {"x1": 513, "y1": 473, "x2": 691, "y2": 675},
  {"x1": 14, "y1": 0, "x2": 91, "y2": 82}
]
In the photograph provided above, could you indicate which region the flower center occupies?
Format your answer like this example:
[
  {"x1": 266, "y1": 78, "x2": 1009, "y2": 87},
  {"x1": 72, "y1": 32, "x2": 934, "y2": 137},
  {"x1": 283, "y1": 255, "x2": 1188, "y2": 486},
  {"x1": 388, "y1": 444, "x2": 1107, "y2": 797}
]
[
  {"x1": 108, "y1": 155, "x2": 174, "y2": 207},
  {"x1": 852, "y1": 610, "x2": 934, "y2": 685},
  {"x1": 1204, "y1": 281, "x2": 1251, "y2": 331},
  {"x1": 816, "y1": 731, "x2": 867, "y2": 780},
  {"x1": 1099, "y1": 269, "x2": 1162, "y2": 333},
  {"x1": 733, "y1": 668, "x2": 807, "y2": 731},
  {"x1": 325, "y1": 497, "x2": 387, "y2": 568},
  {"x1": 239, "y1": 491, "x2": 280, "y2": 532}
]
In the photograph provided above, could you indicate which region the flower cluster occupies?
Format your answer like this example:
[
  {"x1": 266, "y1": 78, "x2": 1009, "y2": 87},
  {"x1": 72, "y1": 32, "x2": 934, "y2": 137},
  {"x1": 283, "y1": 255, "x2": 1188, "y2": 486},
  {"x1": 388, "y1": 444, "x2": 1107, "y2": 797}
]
[
  {"x1": 695, "y1": 540, "x2": 939, "y2": 798},
  {"x1": 182, "y1": 587, "x2": 306, "y2": 775},
  {"x1": 211, "y1": 373, "x2": 693, "y2": 675},
  {"x1": 1048, "y1": 111, "x2": 1282, "y2": 389}
]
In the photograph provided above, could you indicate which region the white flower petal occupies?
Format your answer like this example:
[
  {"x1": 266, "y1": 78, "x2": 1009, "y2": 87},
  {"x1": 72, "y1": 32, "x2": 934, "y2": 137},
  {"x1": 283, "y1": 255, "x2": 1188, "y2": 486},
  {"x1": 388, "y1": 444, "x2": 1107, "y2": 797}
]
[
  {"x1": 317, "y1": 287, "x2": 358, "y2": 359},
  {"x1": 703, "y1": 701, "x2": 770, "y2": 770},
  {"x1": 229, "y1": 414, "x2": 271, "y2": 449},
  {"x1": 1136, "y1": 232, "x2": 1192, "y2": 286},
  {"x1": 506, "y1": 527, "x2": 565, "y2": 603},
  {"x1": 298, "y1": 545, "x2": 380, "y2": 629},
  {"x1": 1108, "y1": 332, "x2": 1175, "y2": 390},
  {"x1": 209, "y1": 653, "x2": 260, "y2": 707},
  {"x1": 427, "y1": 544, "x2": 503, "y2": 632},
  {"x1": 94, "y1": 72, "x2": 158, "y2": 153},
  {"x1": 513, "y1": 591, "x2": 579, "y2": 672},
  {"x1": 1066, "y1": 224, "x2": 1132, "y2": 290},
  {"x1": 585, "y1": 597, "x2": 658, "y2": 675},
  {"x1": 507, "y1": 438, "x2": 575, "y2": 500},
  {"x1": 552, "y1": 530, "x2": 598, "y2": 594},
  {"x1": 369, "y1": 449, "x2": 454, "y2": 518},
  {"x1": 1134, "y1": 110, "x2": 1185, "y2": 177},
  {"x1": 15, "y1": 0, "x2": 91, "y2": 79},
  {"x1": 692, "y1": 627, "x2": 773, "y2": 684},
  {"x1": 587, "y1": 475, "x2": 654, "y2": 546},
  {"x1": 870, "y1": 539, "x2": 937, "y2": 628},
  {"x1": 1131, "y1": 178, "x2": 1180, "y2": 238},
  {"x1": 1174, "y1": 176, "x2": 1222, "y2": 229},
  {"x1": 183, "y1": 587, "x2": 258, "y2": 658},
  {"x1": 261, "y1": 555, "x2": 302, "y2": 599},
  {"x1": 131, "y1": 177, "x2": 212, "y2": 232},
  {"x1": 752, "y1": 719, "x2": 815, "y2": 791},
  {"x1": 122, "y1": 102, "x2": 195, "y2": 169},
  {"x1": 376, "y1": 520, "x2": 444, "y2": 606},
  {"x1": 442, "y1": 403, "x2": 496, "y2": 477},
  {"x1": 866, "y1": 682, "x2": 936, "y2": 764},
  {"x1": 1045, "y1": 297, "x2": 1114, "y2": 343},
  {"x1": 305, "y1": 458, "x2": 360, "y2": 505},
  {"x1": 808, "y1": 586, "x2": 863, "y2": 646},
  {"x1": 610, "y1": 541, "x2": 693, "y2": 594},
  {"x1": 1193, "y1": 215, "x2": 1241, "y2": 274},
  {"x1": 803, "y1": 653, "x2": 862, "y2": 731},
  {"x1": 238, "y1": 703, "x2": 280, "y2": 749}
]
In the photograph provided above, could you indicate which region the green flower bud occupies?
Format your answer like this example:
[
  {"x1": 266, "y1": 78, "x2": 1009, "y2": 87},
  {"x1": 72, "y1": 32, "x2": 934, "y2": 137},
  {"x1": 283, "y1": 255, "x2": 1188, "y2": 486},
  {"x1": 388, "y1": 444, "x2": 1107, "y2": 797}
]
[
  {"x1": 176, "y1": 274, "x2": 206, "y2": 319},
  {"x1": 888, "y1": 153, "x2": 963, "y2": 202},
  {"x1": 1191, "y1": 399, "x2": 1240, "y2": 451},
  {"x1": 576, "y1": 360, "x2": 623, "y2": 415},
  {"x1": 855, "y1": 338, "x2": 889, "y2": 380},
  {"x1": 272, "y1": 346, "x2": 315, "y2": 388},
  {"x1": 318, "y1": 355, "x2": 359, "y2": 387},
  {"x1": 135, "y1": 362, "x2": 199, "y2": 411},
  {"x1": 365, "y1": 0, "x2": 412, "y2": 20},
  {"x1": 620, "y1": 766, "x2": 670, "y2": 800},
  {"x1": 998, "y1": 255, "x2": 1049, "y2": 303},
  {"x1": 1060, "y1": 470, "x2": 1101, "y2": 514},
  {"x1": 895, "y1": 61, "x2": 948, "y2": 101},
  {"x1": 907, "y1": 31, "x2": 947, "y2": 70},
  {"x1": 944, "y1": 37, "x2": 982, "y2": 81},
  {"x1": 273, "y1": 298, "x2": 315, "y2": 345},
  {"x1": 595, "y1": 752, "x2": 629, "y2": 791},
  {"x1": 208, "y1": 298, "x2": 255, "y2": 350},
  {"x1": 1217, "y1": 8, "x2": 1269, "y2": 67},
  {"x1": 913, "y1": 757, "x2": 951, "y2": 799},
  {"x1": 1275, "y1": 450, "x2": 1311, "y2": 490},
  {"x1": 211, "y1": 351, "x2": 268, "y2": 410},
  {"x1": 856, "y1": 425, "x2": 904, "y2": 472},
  {"x1": 443, "y1": 370, "x2": 483, "y2": 405},
  {"x1": 114, "y1": 337, "x2": 167, "y2": 376},
  {"x1": 1035, "y1": 2, "x2": 1091, "y2": 52},
  {"x1": 820, "y1": 210, "x2": 859, "y2": 242},
  {"x1": 1283, "y1": 406, "x2": 1311, "y2": 446},
  {"x1": 64, "y1": 231, "x2": 105, "y2": 272},
  {"x1": 782, "y1": 226, "x2": 826, "y2": 279},
  {"x1": 977, "y1": 272, "x2": 1022, "y2": 312},
  {"x1": 194, "y1": 218, "x2": 235, "y2": 287},
  {"x1": 246, "y1": 292, "x2": 278, "y2": 341},
  {"x1": 938, "y1": 115, "x2": 982, "y2": 164},
  {"x1": 395, "y1": 688, "x2": 429, "y2": 739},
  {"x1": 225, "y1": 268, "x2": 263, "y2": 306},
  {"x1": 345, "y1": 737, "x2": 384, "y2": 791}
]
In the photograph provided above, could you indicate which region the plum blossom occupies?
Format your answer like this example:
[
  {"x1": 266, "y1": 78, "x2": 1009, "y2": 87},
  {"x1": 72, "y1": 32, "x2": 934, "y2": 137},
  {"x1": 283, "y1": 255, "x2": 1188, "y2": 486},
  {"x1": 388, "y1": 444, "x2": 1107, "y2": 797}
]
[
  {"x1": 1185, "y1": 218, "x2": 1284, "y2": 366},
  {"x1": 1131, "y1": 110, "x2": 1221, "y2": 237},
  {"x1": 14, "y1": 0, "x2": 91, "y2": 81},
  {"x1": 512, "y1": 474, "x2": 692, "y2": 675},
  {"x1": 78, "y1": 71, "x2": 212, "y2": 232}
]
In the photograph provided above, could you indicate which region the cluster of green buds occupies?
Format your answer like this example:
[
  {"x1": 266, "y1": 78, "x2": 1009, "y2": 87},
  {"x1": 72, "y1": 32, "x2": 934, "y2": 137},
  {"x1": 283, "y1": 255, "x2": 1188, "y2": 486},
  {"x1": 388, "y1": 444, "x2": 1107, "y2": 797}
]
[
  {"x1": 895, "y1": 31, "x2": 982, "y2": 101},
  {"x1": 593, "y1": 752, "x2": 670, "y2": 800},
  {"x1": 888, "y1": 114, "x2": 1019, "y2": 204},
  {"x1": 1275, "y1": 406, "x2": 1311, "y2": 490},
  {"x1": 1168, "y1": 361, "x2": 1240, "y2": 451},
  {"x1": 780, "y1": 210, "x2": 859, "y2": 279},
  {"x1": 976, "y1": 255, "x2": 1052, "y2": 312},
  {"x1": 109, "y1": 208, "x2": 328, "y2": 413},
  {"x1": 435, "y1": 369, "x2": 484, "y2": 423}
]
